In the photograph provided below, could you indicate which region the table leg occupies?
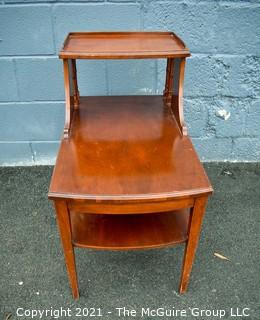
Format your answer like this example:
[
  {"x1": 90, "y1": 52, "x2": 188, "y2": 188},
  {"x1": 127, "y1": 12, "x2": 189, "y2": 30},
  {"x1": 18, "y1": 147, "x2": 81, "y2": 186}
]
[
  {"x1": 179, "y1": 196, "x2": 208, "y2": 293},
  {"x1": 54, "y1": 200, "x2": 79, "y2": 299},
  {"x1": 71, "y1": 59, "x2": 80, "y2": 109}
]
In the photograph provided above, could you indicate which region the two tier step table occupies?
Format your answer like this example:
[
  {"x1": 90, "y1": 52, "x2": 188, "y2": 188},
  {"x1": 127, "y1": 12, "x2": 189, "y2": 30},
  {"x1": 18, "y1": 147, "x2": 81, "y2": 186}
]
[{"x1": 48, "y1": 32, "x2": 213, "y2": 299}]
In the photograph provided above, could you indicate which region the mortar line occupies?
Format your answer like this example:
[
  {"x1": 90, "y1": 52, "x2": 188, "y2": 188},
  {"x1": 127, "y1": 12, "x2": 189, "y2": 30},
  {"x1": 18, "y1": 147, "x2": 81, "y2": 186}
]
[
  {"x1": 105, "y1": 61, "x2": 110, "y2": 95},
  {"x1": 0, "y1": 55, "x2": 58, "y2": 59},
  {"x1": 12, "y1": 59, "x2": 21, "y2": 101},
  {"x1": 50, "y1": 4, "x2": 57, "y2": 55},
  {"x1": 0, "y1": 96, "x2": 258, "y2": 106},
  {"x1": 0, "y1": 53, "x2": 258, "y2": 59},
  {"x1": 140, "y1": 0, "x2": 145, "y2": 30},
  {"x1": 0, "y1": 141, "x2": 60, "y2": 143},
  {"x1": 0, "y1": 100, "x2": 65, "y2": 105},
  {"x1": 3, "y1": 0, "x2": 260, "y2": 4},
  {"x1": 29, "y1": 142, "x2": 36, "y2": 163}
]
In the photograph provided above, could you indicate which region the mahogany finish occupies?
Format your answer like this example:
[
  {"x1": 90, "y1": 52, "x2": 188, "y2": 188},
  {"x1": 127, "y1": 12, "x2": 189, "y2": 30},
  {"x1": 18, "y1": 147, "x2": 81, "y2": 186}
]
[
  {"x1": 49, "y1": 96, "x2": 212, "y2": 201},
  {"x1": 49, "y1": 32, "x2": 213, "y2": 299},
  {"x1": 54, "y1": 200, "x2": 79, "y2": 299},
  {"x1": 71, "y1": 210, "x2": 189, "y2": 250},
  {"x1": 60, "y1": 32, "x2": 190, "y2": 59}
]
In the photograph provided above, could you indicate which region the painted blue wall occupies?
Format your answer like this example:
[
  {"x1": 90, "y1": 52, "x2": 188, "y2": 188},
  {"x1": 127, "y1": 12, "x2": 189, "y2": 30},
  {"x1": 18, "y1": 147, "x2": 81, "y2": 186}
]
[{"x1": 0, "y1": 0, "x2": 260, "y2": 164}]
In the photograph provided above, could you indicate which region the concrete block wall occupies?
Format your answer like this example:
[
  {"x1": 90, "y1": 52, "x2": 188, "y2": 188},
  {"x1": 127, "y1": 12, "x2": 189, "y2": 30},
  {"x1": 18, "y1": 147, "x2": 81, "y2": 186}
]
[{"x1": 0, "y1": 0, "x2": 259, "y2": 165}]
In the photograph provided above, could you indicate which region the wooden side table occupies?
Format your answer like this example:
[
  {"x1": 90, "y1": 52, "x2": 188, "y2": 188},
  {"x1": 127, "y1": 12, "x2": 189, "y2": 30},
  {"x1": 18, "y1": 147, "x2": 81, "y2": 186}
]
[{"x1": 48, "y1": 32, "x2": 213, "y2": 299}]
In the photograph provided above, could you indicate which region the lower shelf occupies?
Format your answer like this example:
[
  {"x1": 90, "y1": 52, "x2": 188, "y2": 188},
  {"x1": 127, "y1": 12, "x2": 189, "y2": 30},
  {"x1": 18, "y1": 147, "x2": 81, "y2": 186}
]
[{"x1": 70, "y1": 209, "x2": 190, "y2": 250}]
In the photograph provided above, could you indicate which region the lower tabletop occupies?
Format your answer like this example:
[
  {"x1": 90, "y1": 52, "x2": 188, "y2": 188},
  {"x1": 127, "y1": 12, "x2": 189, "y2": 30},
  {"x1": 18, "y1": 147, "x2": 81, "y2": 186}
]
[
  {"x1": 49, "y1": 96, "x2": 213, "y2": 201},
  {"x1": 70, "y1": 209, "x2": 190, "y2": 250}
]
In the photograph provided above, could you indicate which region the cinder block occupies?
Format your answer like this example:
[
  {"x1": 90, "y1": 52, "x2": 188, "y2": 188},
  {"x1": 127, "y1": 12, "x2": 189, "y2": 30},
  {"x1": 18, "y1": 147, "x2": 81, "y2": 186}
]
[
  {"x1": 144, "y1": 1, "x2": 218, "y2": 53},
  {"x1": 216, "y1": 3, "x2": 260, "y2": 55},
  {"x1": 233, "y1": 138, "x2": 260, "y2": 161},
  {"x1": 0, "y1": 102, "x2": 64, "y2": 141},
  {"x1": 192, "y1": 137, "x2": 233, "y2": 161},
  {"x1": 184, "y1": 98, "x2": 209, "y2": 137},
  {"x1": 242, "y1": 56, "x2": 260, "y2": 99},
  {"x1": 31, "y1": 142, "x2": 60, "y2": 165},
  {"x1": 107, "y1": 60, "x2": 156, "y2": 95},
  {"x1": 0, "y1": 143, "x2": 33, "y2": 166},
  {"x1": 16, "y1": 58, "x2": 107, "y2": 100},
  {"x1": 185, "y1": 56, "x2": 219, "y2": 97},
  {"x1": 245, "y1": 100, "x2": 260, "y2": 136},
  {"x1": 77, "y1": 60, "x2": 107, "y2": 96},
  {"x1": 53, "y1": 4, "x2": 141, "y2": 52},
  {"x1": 15, "y1": 58, "x2": 64, "y2": 101},
  {"x1": 0, "y1": 59, "x2": 18, "y2": 102},
  {"x1": 0, "y1": 6, "x2": 54, "y2": 55},
  {"x1": 208, "y1": 98, "x2": 248, "y2": 138},
  {"x1": 216, "y1": 56, "x2": 260, "y2": 98}
]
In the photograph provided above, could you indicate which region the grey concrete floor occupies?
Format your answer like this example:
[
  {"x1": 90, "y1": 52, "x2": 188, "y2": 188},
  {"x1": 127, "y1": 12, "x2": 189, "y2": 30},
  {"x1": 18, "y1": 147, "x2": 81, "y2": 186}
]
[{"x1": 0, "y1": 164, "x2": 259, "y2": 320}]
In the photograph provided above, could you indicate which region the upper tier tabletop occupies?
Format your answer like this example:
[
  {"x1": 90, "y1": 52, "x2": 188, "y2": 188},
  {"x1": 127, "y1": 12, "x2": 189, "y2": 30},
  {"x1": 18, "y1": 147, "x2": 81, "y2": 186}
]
[
  {"x1": 49, "y1": 96, "x2": 212, "y2": 202},
  {"x1": 59, "y1": 32, "x2": 190, "y2": 59}
]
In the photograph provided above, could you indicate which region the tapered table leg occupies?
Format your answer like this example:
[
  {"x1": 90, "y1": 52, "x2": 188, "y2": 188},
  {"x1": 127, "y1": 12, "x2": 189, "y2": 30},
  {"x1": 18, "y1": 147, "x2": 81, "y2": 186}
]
[
  {"x1": 179, "y1": 196, "x2": 209, "y2": 293},
  {"x1": 54, "y1": 200, "x2": 79, "y2": 299}
]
